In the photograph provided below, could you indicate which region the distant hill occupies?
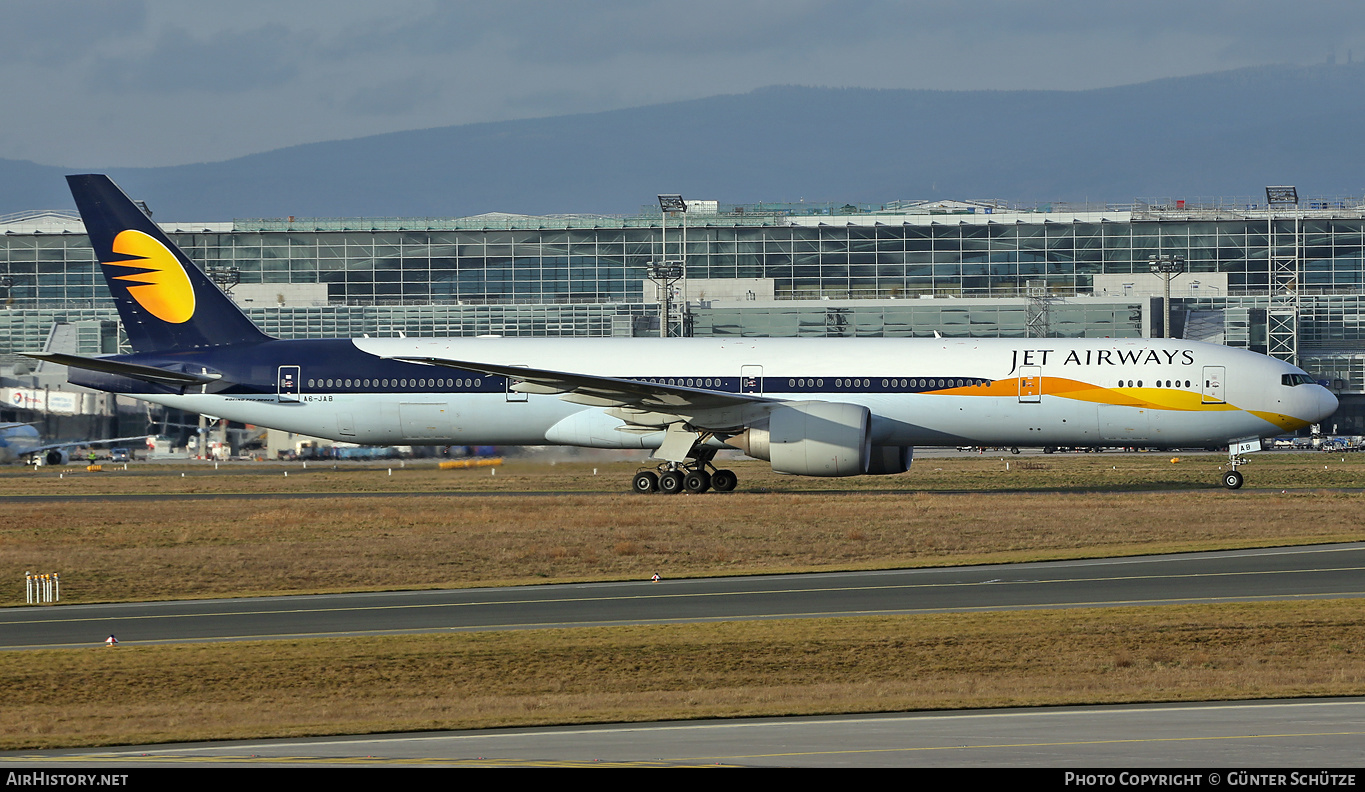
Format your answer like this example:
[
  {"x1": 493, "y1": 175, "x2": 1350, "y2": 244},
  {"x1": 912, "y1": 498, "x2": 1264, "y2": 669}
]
[{"x1": 4, "y1": 63, "x2": 1364, "y2": 220}]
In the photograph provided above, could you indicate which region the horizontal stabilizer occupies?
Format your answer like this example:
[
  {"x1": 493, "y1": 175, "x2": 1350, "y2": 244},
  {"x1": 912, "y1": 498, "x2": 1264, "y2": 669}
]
[{"x1": 23, "y1": 352, "x2": 222, "y2": 387}]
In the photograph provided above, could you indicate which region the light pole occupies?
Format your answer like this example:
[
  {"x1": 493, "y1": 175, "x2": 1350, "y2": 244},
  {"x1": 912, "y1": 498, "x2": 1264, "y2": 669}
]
[
  {"x1": 1149, "y1": 254, "x2": 1186, "y2": 338},
  {"x1": 651, "y1": 194, "x2": 687, "y2": 337},
  {"x1": 646, "y1": 261, "x2": 684, "y2": 338},
  {"x1": 1265, "y1": 185, "x2": 1301, "y2": 364}
]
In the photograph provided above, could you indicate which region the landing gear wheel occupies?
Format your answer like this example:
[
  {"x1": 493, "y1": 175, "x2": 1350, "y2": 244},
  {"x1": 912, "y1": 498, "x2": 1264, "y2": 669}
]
[
  {"x1": 683, "y1": 470, "x2": 711, "y2": 493},
  {"x1": 710, "y1": 469, "x2": 738, "y2": 492},
  {"x1": 1010, "y1": 447, "x2": 1021, "y2": 455},
  {"x1": 632, "y1": 471, "x2": 659, "y2": 494},
  {"x1": 658, "y1": 470, "x2": 685, "y2": 494},
  {"x1": 1223, "y1": 470, "x2": 1244, "y2": 490}
]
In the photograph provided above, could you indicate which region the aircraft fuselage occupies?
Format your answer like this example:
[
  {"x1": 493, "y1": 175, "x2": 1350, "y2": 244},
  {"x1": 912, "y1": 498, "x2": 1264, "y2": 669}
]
[
  {"x1": 68, "y1": 335, "x2": 1334, "y2": 451},
  {"x1": 47, "y1": 175, "x2": 1340, "y2": 491}
]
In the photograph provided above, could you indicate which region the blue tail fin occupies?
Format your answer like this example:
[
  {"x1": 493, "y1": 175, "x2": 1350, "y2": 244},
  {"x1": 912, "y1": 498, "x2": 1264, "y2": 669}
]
[{"x1": 67, "y1": 174, "x2": 271, "y2": 353}]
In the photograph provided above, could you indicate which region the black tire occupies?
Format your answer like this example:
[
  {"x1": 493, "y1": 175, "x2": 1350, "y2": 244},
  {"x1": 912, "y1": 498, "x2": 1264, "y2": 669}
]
[
  {"x1": 711, "y1": 469, "x2": 738, "y2": 492},
  {"x1": 683, "y1": 470, "x2": 711, "y2": 493},
  {"x1": 632, "y1": 471, "x2": 658, "y2": 494},
  {"x1": 1223, "y1": 470, "x2": 1244, "y2": 490},
  {"x1": 1010, "y1": 447, "x2": 1021, "y2": 455},
  {"x1": 659, "y1": 470, "x2": 685, "y2": 494}
]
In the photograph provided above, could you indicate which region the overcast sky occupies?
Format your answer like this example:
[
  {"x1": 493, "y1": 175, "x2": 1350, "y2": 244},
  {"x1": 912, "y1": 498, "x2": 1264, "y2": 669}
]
[{"x1": 4, "y1": 0, "x2": 1364, "y2": 168}]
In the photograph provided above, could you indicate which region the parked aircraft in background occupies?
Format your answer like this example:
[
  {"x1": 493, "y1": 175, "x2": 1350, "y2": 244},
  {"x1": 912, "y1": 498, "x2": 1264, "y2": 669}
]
[
  {"x1": 0, "y1": 423, "x2": 43, "y2": 463},
  {"x1": 0, "y1": 421, "x2": 146, "y2": 465},
  {"x1": 27, "y1": 176, "x2": 1338, "y2": 490}
]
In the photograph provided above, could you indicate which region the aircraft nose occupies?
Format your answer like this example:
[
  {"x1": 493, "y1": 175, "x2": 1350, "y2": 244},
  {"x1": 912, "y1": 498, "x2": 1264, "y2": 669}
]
[{"x1": 1316, "y1": 386, "x2": 1339, "y2": 423}]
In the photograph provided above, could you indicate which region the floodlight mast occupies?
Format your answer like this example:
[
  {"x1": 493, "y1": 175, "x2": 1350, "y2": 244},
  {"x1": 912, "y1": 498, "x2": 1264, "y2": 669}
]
[
  {"x1": 1149, "y1": 254, "x2": 1185, "y2": 338},
  {"x1": 1265, "y1": 186, "x2": 1299, "y2": 206},
  {"x1": 651, "y1": 194, "x2": 687, "y2": 338},
  {"x1": 1265, "y1": 186, "x2": 1301, "y2": 364}
]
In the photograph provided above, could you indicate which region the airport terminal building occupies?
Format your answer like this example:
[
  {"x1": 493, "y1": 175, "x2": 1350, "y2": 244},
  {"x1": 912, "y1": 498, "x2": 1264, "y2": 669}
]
[{"x1": 3, "y1": 193, "x2": 1364, "y2": 435}]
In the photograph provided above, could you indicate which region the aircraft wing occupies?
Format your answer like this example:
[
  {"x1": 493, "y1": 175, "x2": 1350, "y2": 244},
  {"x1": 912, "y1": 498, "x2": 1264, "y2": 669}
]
[
  {"x1": 391, "y1": 355, "x2": 774, "y2": 422},
  {"x1": 23, "y1": 353, "x2": 222, "y2": 387},
  {"x1": 26, "y1": 435, "x2": 151, "y2": 455}
]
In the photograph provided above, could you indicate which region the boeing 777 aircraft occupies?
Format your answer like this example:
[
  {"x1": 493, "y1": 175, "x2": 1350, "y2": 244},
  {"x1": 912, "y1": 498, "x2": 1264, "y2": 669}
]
[{"x1": 28, "y1": 175, "x2": 1338, "y2": 491}]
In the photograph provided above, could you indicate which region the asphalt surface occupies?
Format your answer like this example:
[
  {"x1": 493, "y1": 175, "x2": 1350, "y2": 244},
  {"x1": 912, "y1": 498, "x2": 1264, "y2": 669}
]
[
  {"x1": 9, "y1": 698, "x2": 1365, "y2": 767},
  {"x1": 5, "y1": 542, "x2": 1363, "y2": 649},
  {"x1": 5, "y1": 543, "x2": 1362, "y2": 767}
]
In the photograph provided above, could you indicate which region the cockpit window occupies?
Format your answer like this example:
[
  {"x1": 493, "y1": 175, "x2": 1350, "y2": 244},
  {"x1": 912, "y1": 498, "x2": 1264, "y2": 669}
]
[{"x1": 1282, "y1": 373, "x2": 1316, "y2": 386}]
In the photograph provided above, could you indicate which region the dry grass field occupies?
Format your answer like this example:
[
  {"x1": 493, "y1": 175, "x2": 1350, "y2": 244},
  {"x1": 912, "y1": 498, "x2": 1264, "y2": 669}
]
[
  {"x1": 1, "y1": 453, "x2": 1361, "y2": 750},
  {"x1": 1, "y1": 456, "x2": 1363, "y2": 602},
  {"x1": 1, "y1": 601, "x2": 1361, "y2": 750},
  {"x1": 3, "y1": 448, "x2": 1365, "y2": 497}
]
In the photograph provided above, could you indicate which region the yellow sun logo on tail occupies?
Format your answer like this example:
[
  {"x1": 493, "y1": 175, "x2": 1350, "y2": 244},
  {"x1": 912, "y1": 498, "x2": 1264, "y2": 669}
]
[{"x1": 105, "y1": 230, "x2": 196, "y2": 324}]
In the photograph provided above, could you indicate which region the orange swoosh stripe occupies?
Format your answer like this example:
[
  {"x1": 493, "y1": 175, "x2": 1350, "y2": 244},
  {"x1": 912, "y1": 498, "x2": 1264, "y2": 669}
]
[{"x1": 937, "y1": 377, "x2": 1236, "y2": 411}]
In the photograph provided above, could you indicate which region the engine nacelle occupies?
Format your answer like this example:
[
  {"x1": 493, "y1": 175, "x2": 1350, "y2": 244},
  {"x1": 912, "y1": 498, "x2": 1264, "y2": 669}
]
[
  {"x1": 867, "y1": 445, "x2": 913, "y2": 475},
  {"x1": 727, "y1": 401, "x2": 871, "y2": 477},
  {"x1": 43, "y1": 449, "x2": 70, "y2": 466}
]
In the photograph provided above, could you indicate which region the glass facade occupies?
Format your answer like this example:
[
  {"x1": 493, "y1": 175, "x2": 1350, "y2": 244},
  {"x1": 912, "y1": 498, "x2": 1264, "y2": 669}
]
[
  {"x1": 3, "y1": 203, "x2": 1365, "y2": 399},
  {"x1": 691, "y1": 301, "x2": 1146, "y2": 339},
  {"x1": 9, "y1": 211, "x2": 1365, "y2": 308}
]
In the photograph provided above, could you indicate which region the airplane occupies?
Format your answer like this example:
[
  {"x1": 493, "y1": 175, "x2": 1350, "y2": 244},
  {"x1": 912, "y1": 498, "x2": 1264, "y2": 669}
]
[
  {"x1": 0, "y1": 423, "x2": 44, "y2": 463},
  {"x1": 25, "y1": 175, "x2": 1339, "y2": 492},
  {"x1": 0, "y1": 421, "x2": 147, "y2": 465}
]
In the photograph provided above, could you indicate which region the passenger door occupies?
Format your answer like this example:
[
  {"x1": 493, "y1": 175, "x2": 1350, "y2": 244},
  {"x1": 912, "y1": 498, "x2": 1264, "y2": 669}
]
[
  {"x1": 1017, "y1": 365, "x2": 1042, "y2": 403},
  {"x1": 277, "y1": 366, "x2": 300, "y2": 403},
  {"x1": 741, "y1": 365, "x2": 763, "y2": 395},
  {"x1": 1202, "y1": 366, "x2": 1225, "y2": 404}
]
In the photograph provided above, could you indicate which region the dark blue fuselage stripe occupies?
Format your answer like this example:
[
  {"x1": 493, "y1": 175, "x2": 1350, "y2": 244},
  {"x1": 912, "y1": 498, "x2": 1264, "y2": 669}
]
[
  {"x1": 267, "y1": 374, "x2": 993, "y2": 395},
  {"x1": 97, "y1": 339, "x2": 995, "y2": 397}
]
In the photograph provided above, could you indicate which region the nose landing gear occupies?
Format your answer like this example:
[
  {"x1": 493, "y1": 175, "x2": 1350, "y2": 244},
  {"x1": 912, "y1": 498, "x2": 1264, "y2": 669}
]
[{"x1": 1221, "y1": 438, "x2": 1261, "y2": 490}]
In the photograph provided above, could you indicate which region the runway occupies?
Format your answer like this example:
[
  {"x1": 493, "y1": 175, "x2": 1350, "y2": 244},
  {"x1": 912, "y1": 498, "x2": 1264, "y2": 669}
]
[
  {"x1": 8, "y1": 698, "x2": 1365, "y2": 767},
  {"x1": 5, "y1": 543, "x2": 1362, "y2": 767},
  {"x1": 5, "y1": 542, "x2": 1363, "y2": 650}
]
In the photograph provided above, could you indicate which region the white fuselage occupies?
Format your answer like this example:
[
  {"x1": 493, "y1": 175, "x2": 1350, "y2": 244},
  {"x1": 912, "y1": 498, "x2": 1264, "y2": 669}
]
[{"x1": 117, "y1": 336, "x2": 1336, "y2": 451}]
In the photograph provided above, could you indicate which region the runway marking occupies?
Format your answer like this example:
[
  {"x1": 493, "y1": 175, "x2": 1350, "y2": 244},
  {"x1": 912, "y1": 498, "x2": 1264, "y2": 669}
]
[
  {"x1": 5, "y1": 590, "x2": 1363, "y2": 651},
  {"x1": 681, "y1": 730, "x2": 1365, "y2": 762},
  {"x1": 5, "y1": 563, "x2": 1362, "y2": 629},
  {"x1": 5, "y1": 545, "x2": 1361, "y2": 649},
  {"x1": 11, "y1": 705, "x2": 1365, "y2": 765},
  {"x1": 38, "y1": 698, "x2": 1365, "y2": 751},
  {"x1": 0, "y1": 754, "x2": 710, "y2": 767},
  {"x1": 17, "y1": 732, "x2": 1362, "y2": 766},
  {"x1": 7, "y1": 699, "x2": 1352, "y2": 765}
]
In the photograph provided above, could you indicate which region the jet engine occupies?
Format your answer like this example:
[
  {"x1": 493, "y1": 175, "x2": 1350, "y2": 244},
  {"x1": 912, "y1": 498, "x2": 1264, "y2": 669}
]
[
  {"x1": 727, "y1": 401, "x2": 871, "y2": 476},
  {"x1": 43, "y1": 449, "x2": 70, "y2": 466},
  {"x1": 866, "y1": 444, "x2": 914, "y2": 475}
]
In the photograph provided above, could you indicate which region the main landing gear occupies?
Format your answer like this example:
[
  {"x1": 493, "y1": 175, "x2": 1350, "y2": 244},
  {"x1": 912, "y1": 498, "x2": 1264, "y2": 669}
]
[{"x1": 631, "y1": 451, "x2": 738, "y2": 495}]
